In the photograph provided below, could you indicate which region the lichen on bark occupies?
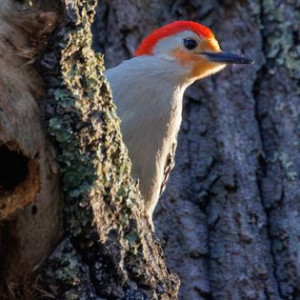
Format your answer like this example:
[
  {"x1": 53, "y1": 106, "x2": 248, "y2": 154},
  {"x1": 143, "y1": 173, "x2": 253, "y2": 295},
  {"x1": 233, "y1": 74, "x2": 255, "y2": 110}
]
[{"x1": 41, "y1": 0, "x2": 179, "y2": 298}]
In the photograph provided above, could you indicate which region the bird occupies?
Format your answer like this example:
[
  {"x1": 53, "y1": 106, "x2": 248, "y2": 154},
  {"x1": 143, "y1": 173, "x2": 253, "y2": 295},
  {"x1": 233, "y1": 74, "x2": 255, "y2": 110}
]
[{"x1": 105, "y1": 21, "x2": 253, "y2": 227}]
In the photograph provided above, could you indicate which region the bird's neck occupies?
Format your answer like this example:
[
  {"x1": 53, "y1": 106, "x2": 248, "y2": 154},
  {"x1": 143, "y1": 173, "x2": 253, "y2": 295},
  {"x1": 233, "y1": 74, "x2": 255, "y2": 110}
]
[
  {"x1": 107, "y1": 56, "x2": 191, "y2": 125},
  {"x1": 126, "y1": 55, "x2": 193, "y2": 88}
]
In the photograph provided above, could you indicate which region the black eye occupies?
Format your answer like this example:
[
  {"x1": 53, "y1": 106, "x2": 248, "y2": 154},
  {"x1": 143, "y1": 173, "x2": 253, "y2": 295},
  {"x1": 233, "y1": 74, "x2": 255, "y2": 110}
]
[{"x1": 183, "y1": 38, "x2": 198, "y2": 50}]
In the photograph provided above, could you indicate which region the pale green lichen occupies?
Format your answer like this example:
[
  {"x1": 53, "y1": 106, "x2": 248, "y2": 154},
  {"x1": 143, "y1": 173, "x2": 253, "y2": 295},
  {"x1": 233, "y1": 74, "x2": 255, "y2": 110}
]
[
  {"x1": 271, "y1": 152, "x2": 297, "y2": 181},
  {"x1": 263, "y1": 0, "x2": 300, "y2": 84}
]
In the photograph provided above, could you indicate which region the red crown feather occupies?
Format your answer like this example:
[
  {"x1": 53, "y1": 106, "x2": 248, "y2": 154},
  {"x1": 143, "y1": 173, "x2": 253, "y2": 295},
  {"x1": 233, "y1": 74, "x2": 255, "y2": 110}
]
[{"x1": 135, "y1": 21, "x2": 214, "y2": 56}]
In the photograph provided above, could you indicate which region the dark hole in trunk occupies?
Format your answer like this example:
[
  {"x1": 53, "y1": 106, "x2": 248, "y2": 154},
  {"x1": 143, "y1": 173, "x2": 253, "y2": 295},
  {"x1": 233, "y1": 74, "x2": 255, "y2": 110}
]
[{"x1": 0, "y1": 144, "x2": 29, "y2": 191}]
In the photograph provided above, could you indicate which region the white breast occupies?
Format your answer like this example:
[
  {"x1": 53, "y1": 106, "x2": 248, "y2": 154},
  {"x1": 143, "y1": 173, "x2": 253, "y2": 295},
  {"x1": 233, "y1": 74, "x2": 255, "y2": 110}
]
[{"x1": 105, "y1": 56, "x2": 189, "y2": 219}]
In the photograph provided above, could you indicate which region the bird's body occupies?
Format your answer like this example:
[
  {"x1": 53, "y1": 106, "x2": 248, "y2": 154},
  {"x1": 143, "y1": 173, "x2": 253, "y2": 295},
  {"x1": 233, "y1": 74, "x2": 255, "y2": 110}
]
[
  {"x1": 106, "y1": 56, "x2": 188, "y2": 216},
  {"x1": 105, "y1": 21, "x2": 253, "y2": 225}
]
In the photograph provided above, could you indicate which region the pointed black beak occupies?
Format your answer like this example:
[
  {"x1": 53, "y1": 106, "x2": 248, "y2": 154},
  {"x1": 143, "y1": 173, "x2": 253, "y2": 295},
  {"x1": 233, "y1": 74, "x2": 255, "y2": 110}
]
[{"x1": 202, "y1": 51, "x2": 254, "y2": 65}]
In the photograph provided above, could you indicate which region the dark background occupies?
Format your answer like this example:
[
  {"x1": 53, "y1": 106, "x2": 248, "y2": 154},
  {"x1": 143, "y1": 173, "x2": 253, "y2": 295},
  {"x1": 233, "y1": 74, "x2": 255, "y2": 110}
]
[{"x1": 93, "y1": 1, "x2": 300, "y2": 299}]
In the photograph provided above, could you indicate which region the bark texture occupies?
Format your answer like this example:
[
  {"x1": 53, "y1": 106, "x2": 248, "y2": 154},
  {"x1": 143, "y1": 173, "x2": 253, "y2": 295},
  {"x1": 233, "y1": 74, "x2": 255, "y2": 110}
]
[
  {"x1": 93, "y1": 1, "x2": 300, "y2": 299},
  {"x1": 40, "y1": 0, "x2": 179, "y2": 299}
]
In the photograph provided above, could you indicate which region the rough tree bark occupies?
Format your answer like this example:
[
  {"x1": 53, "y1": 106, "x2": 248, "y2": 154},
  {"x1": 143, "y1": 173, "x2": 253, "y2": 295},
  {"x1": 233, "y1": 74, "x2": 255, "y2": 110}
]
[
  {"x1": 92, "y1": 1, "x2": 300, "y2": 299},
  {"x1": 37, "y1": 0, "x2": 179, "y2": 299},
  {"x1": 0, "y1": 0, "x2": 179, "y2": 299}
]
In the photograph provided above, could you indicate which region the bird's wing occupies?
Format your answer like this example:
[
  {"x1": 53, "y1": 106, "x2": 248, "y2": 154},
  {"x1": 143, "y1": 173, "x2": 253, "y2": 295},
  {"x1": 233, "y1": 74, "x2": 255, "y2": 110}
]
[{"x1": 159, "y1": 141, "x2": 177, "y2": 196}]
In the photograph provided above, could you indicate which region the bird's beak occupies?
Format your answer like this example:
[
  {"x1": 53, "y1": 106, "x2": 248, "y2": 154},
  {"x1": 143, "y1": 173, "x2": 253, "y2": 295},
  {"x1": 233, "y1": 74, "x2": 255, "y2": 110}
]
[{"x1": 201, "y1": 51, "x2": 254, "y2": 65}]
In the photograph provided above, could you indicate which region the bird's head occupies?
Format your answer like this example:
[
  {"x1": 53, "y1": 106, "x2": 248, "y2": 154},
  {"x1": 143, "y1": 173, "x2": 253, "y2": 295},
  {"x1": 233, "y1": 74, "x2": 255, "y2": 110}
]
[{"x1": 135, "y1": 21, "x2": 254, "y2": 81}]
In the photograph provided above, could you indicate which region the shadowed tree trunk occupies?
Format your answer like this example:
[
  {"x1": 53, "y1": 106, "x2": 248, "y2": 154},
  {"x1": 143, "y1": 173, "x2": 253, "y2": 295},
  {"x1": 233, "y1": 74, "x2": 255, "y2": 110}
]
[
  {"x1": 92, "y1": 1, "x2": 300, "y2": 299},
  {"x1": 0, "y1": 3, "x2": 62, "y2": 297}
]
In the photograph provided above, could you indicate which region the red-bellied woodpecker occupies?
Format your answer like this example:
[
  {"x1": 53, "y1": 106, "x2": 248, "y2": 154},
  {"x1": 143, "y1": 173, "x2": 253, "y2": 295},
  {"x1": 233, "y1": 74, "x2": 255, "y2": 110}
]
[{"x1": 105, "y1": 21, "x2": 253, "y2": 226}]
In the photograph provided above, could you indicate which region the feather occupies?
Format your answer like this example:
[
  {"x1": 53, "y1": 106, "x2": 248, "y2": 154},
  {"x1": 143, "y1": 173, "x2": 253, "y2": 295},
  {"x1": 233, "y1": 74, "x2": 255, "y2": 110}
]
[{"x1": 105, "y1": 56, "x2": 187, "y2": 218}]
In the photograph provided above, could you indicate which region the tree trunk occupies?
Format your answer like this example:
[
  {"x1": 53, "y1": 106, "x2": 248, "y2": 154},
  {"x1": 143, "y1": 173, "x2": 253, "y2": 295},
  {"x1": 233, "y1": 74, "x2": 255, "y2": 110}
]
[
  {"x1": 93, "y1": 1, "x2": 300, "y2": 299},
  {"x1": 0, "y1": 0, "x2": 179, "y2": 299},
  {"x1": 26, "y1": 0, "x2": 179, "y2": 299}
]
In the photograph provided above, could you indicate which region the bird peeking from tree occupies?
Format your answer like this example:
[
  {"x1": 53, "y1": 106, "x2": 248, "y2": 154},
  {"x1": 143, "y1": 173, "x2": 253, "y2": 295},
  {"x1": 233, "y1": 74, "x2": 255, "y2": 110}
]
[{"x1": 105, "y1": 21, "x2": 254, "y2": 229}]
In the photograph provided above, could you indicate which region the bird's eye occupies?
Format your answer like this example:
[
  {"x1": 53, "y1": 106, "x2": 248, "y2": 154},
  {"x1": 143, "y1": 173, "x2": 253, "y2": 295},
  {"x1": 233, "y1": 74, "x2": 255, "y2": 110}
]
[{"x1": 183, "y1": 38, "x2": 198, "y2": 50}]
